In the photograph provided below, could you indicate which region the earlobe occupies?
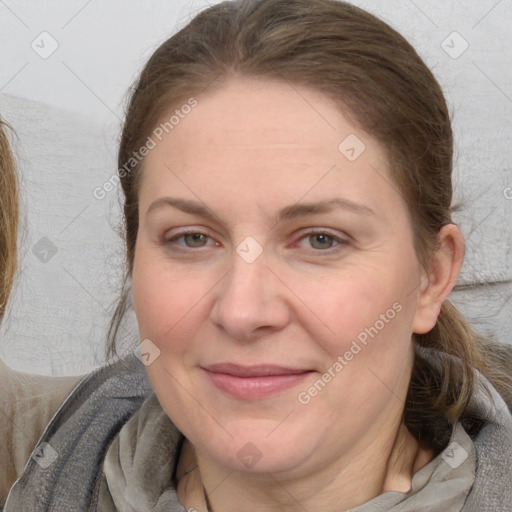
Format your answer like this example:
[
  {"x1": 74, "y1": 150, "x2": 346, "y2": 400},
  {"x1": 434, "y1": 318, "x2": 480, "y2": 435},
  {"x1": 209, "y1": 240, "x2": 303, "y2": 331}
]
[{"x1": 412, "y1": 224, "x2": 465, "y2": 334}]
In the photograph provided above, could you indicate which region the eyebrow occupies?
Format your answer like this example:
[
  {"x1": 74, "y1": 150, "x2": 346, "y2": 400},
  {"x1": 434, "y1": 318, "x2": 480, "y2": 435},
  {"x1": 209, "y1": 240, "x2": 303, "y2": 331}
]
[{"x1": 146, "y1": 196, "x2": 376, "y2": 223}]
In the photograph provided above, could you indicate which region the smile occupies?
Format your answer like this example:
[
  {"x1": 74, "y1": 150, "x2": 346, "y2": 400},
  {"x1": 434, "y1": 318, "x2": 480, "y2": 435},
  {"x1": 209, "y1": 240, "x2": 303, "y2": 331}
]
[{"x1": 202, "y1": 364, "x2": 314, "y2": 400}]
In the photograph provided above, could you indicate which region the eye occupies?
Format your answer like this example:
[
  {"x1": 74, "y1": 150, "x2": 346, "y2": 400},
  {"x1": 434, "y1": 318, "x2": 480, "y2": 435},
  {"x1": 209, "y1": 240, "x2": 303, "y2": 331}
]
[
  {"x1": 165, "y1": 231, "x2": 218, "y2": 249},
  {"x1": 307, "y1": 233, "x2": 337, "y2": 250},
  {"x1": 182, "y1": 233, "x2": 209, "y2": 248},
  {"x1": 295, "y1": 230, "x2": 348, "y2": 251}
]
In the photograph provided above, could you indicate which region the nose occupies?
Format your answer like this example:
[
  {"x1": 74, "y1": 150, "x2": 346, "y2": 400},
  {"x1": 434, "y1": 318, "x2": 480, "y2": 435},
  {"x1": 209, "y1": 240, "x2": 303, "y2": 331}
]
[{"x1": 210, "y1": 249, "x2": 291, "y2": 341}]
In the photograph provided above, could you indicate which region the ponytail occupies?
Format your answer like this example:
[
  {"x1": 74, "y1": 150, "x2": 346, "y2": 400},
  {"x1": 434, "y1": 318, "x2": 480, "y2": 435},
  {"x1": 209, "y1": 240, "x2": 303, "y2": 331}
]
[{"x1": 405, "y1": 300, "x2": 511, "y2": 452}]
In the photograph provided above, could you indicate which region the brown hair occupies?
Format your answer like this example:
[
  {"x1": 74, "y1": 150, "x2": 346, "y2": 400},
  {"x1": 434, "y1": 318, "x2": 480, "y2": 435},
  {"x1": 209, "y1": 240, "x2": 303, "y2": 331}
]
[
  {"x1": 0, "y1": 117, "x2": 18, "y2": 320},
  {"x1": 110, "y1": 0, "x2": 509, "y2": 452}
]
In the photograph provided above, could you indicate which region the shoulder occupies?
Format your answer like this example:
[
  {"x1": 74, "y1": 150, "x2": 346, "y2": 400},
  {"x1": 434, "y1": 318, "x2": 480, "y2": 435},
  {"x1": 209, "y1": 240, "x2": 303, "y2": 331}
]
[
  {"x1": 3, "y1": 356, "x2": 154, "y2": 511},
  {"x1": 0, "y1": 358, "x2": 82, "y2": 504}
]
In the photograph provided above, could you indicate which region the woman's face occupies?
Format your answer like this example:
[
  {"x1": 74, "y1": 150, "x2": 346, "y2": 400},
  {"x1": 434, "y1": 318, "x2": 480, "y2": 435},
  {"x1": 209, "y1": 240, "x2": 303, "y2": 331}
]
[{"x1": 132, "y1": 77, "x2": 428, "y2": 477}]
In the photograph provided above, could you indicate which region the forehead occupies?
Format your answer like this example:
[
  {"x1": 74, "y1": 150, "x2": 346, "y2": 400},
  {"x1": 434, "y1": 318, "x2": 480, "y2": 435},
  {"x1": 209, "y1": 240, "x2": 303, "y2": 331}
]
[
  {"x1": 138, "y1": 76, "x2": 399, "y2": 218},
  {"x1": 158, "y1": 77, "x2": 364, "y2": 152}
]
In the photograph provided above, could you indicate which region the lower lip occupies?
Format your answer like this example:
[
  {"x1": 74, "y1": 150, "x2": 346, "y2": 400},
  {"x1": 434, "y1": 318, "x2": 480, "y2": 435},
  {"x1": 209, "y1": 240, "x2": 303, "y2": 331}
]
[{"x1": 204, "y1": 370, "x2": 313, "y2": 400}]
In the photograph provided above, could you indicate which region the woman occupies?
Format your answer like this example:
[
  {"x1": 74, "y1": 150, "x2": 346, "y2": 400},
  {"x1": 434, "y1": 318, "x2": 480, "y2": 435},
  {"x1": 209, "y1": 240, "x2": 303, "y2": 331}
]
[
  {"x1": 0, "y1": 118, "x2": 83, "y2": 504},
  {"x1": 3, "y1": 0, "x2": 512, "y2": 510},
  {"x1": 0, "y1": 117, "x2": 17, "y2": 319}
]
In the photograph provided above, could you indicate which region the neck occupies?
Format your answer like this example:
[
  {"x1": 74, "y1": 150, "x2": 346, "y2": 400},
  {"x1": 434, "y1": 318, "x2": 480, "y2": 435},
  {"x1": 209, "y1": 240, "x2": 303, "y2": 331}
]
[{"x1": 177, "y1": 423, "x2": 434, "y2": 512}]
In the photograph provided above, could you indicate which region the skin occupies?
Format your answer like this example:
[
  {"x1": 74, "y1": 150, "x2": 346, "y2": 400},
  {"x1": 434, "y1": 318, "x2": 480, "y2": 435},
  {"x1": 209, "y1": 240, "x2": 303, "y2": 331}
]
[{"x1": 132, "y1": 76, "x2": 465, "y2": 511}]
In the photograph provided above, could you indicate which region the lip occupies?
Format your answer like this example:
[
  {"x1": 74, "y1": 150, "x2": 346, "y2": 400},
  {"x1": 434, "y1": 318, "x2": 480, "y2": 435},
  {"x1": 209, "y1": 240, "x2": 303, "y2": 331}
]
[{"x1": 202, "y1": 363, "x2": 314, "y2": 400}]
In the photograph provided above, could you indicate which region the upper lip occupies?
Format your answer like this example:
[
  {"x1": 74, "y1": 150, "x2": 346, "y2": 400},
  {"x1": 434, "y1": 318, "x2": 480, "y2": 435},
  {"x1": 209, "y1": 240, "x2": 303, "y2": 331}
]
[{"x1": 203, "y1": 363, "x2": 312, "y2": 377}]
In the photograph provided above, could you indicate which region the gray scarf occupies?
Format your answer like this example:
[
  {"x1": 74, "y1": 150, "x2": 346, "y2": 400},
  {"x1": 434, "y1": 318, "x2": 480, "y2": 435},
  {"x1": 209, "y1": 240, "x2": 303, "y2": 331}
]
[{"x1": 5, "y1": 354, "x2": 512, "y2": 511}]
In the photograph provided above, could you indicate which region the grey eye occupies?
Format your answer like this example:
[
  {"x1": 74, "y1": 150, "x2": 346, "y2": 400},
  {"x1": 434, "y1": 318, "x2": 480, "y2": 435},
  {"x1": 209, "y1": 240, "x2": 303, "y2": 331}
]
[
  {"x1": 309, "y1": 233, "x2": 336, "y2": 250},
  {"x1": 183, "y1": 233, "x2": 209, "y2": 247}
]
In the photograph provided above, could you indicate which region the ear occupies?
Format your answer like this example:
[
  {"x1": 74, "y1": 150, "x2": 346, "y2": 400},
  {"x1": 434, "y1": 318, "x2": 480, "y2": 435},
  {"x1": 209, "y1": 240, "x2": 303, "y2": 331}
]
[{"x1": 412, "y1": 224, "x2": 465, "y2": 334}]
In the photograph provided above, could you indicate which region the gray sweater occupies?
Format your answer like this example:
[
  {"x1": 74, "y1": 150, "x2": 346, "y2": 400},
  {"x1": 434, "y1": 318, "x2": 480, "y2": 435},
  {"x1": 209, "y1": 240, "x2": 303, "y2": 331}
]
[{"x1": 4, "y1": 352, "x2": 512, "y2": 511}]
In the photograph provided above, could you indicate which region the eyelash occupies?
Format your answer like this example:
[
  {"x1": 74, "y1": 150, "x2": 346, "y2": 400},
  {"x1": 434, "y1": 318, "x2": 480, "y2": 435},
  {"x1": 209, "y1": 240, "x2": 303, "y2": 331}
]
[
  {"x1": 293, "y1": 230, "x2": 350, "y2": 252},
  {"x1": 164, "y1": 228, "x2": 350, "y2": 254},
  {"x1": 164, "y1": 230, "x2": 219, "y2": 249}
]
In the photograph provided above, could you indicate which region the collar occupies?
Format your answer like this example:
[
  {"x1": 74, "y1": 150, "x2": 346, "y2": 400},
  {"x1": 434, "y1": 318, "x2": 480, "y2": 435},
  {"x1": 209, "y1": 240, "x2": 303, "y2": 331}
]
[{"x1": 102, "y1": 370, "x2": 512, "y2": 512}]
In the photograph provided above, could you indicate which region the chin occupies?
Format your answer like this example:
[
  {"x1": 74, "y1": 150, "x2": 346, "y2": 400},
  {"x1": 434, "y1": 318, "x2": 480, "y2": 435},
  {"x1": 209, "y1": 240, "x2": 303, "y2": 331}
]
[{"x1": 194, "y1": 420, "x2": 318, "y2": 475}]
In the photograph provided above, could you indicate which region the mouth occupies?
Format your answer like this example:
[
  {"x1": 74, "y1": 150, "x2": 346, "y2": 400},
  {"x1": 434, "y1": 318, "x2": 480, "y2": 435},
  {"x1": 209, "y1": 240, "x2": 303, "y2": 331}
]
[{"x1": 201, "y1": 363, "x2": 315, "y2": 400}]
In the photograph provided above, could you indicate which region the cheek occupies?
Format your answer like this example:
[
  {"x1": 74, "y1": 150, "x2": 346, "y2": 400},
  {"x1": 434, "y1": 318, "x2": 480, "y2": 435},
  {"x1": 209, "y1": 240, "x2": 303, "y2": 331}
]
[
  {"x1": 132, "y1": 249, "x2": 204, "y2": 348},
  {"x1": 293, "y1": 272, "x2": 416, "y2": 424},
  {"x1": 290, "y1": 261, "x2": 417, "y2": 360},
  {"x1": 132, "y1": 247, "x2": 233, "y2": 373}
]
